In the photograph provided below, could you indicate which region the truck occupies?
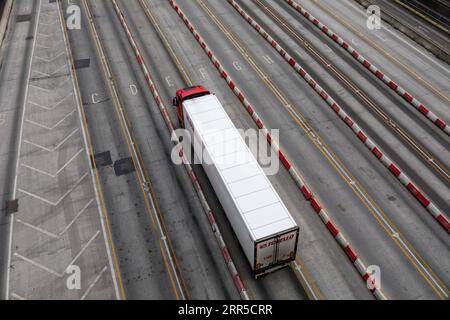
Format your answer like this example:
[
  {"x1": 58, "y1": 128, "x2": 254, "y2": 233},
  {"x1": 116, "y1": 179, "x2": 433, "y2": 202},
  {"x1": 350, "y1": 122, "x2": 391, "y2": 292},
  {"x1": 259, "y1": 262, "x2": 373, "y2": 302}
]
[{"x1": 173, "y1": 85, "x2": 299, "y2": 277}]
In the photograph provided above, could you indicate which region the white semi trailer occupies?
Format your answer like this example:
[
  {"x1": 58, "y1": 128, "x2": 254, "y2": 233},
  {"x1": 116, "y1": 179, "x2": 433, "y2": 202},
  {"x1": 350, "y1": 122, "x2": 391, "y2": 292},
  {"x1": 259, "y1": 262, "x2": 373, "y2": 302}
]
[{"x1": 174, "y1": 86, "x2": 299, "y2": 277}]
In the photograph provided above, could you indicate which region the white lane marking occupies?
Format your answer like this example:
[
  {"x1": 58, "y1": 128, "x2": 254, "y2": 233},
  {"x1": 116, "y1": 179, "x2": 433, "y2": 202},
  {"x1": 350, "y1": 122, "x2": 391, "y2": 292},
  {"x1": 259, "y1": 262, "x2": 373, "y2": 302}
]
[
  {"x1": 39, "y1": 11, "x2": 57, "y2": 17},
  {"x1": 262, "y1": 55, "x2": 274, "y2": 65},
  {"x1": 25, "y1": 108, "x2": 76, "y2": 130},
  {"x1": 285, "y1": 86, "x2": 449, "y2": 298},
  {"x1": 14, "y1": 253, "x2": 61, "y2": 277},
  {"x1": 36, "y1": 44, "x2": 50, "y2": 49},
  {"x1": 5, "y1": 217, "x2": 14, "y2": 300},
  {"x1": 91, "y1": 93, "x2": 100, "y2": 104},
  {"x1": 21, "y1": 148, "x2": 84, "y2": 178},
  {"x1": 0, "y1": 113, "x2": 6, "y2": 126},
  {"x1": 28, "y1": 93, "x2": 73, "y2": 110},
  {"x1": 6, "y1": 0, "x2": 42, "y2": 301},
  {"x1": 29, "y1": 84, "x2": 50, "y2": 92},
  {"x1": 58, "y1": 0, "x2": 120, "y2": 298},
  {"x1": 58, "y1": 199, "x2": 94, "y2": 236},
  {"x1": 18, "y1": 172, "x2": 89, "y2": 207},
  {"x1": 37, "y1": 32, "x2": 52, "y2": 38},
  {"x1": 10, "y1": 293, "x2": 26, "y2": 300},
  {"x1": 199, "y1": 66, "x2": 208, "y2": 79},
  {"x1": 13, "y1": 230, "x2": 100, "y2": 278},
  {"x1": 65, "y1": 231, "x2": 100, "y2": 272},
  {"x1": 32, "y1": 63, "x2": 67, "y2": 77},
  {"x1": 40, "y1": 20, "x2": 58, "y2": 26},
  {"x1": 382, "y1": 26, "x2": 449, "y2": 74},
  {"x1": 23, "y1": 128, "x2": 79, "y2": 152},
  {"x1": 80, "y1": 266, "x2": 108, "y2": 300},
  {"x1": 33, "y1": 70, "x2": 51, "y2": 77},
  {"x1": 129, "y1": 84, "x2": 138, "y2": 95},
  {"x1": 34, "y1": 51, "x2": 64, "y2": 62},
  {"x1": 417, "y1": 25, "x2": 429, "y2": 33},
  {"x1": 340, "y1": 0, "x2": 450, "y2": 75},
  {"x1": 165, "y1": 76, "x2": 174, "y2": 87},
  {"x1": 15, "y1": 218, "x2": 59, "y2": 239}
]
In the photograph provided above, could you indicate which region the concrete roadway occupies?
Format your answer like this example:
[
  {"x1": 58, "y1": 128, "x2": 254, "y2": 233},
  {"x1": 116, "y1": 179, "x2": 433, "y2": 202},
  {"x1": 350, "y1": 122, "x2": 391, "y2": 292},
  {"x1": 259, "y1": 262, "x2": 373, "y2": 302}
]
[
  {"x1": 250, "y1": 0, "x2": 450, "y2": 192},
  {"x1": 0, "y1": 0, "x2": 448, "y2": 300},
  {"x1": 115, "y1": 0, "x2": 314, "y2": 300},
  {"x1": 377, "y1": 0, "x2": 450, "y2": 53},
  {"x1": 126, "y1": 0, "x2": 375, "y2": 300},
  {"x1": 155, "y1": 0, "x2": 449, "y2": 299},
  {"x1": 0, "y1": 0, "x2": 37, "y2": 299},
  {"x1": 304, "y1": 0, "x2": 449, "y2": 115},
  {"x1": 0, "y1": 0, "x2": 118, "y2": 300},
  {"x1": 60, "y1": 0, "x2": 180, "y2": 300},
  {"x1": 79, "y1": 0, "x2": 245, "y2": 300}
]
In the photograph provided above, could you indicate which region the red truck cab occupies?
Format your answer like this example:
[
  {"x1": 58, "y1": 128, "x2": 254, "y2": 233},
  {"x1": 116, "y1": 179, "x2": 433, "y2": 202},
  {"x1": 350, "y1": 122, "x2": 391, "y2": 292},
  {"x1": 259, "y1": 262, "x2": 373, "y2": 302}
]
[{"x1": 173, "y1": 85, "x2": 210, "y2": 127}]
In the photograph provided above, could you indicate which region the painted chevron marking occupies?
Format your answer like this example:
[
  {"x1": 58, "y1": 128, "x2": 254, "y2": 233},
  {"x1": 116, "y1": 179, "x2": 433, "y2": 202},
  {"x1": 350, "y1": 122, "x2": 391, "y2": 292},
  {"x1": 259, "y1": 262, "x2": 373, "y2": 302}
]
[
  {"x1": 29, "y1": 92, "x2": 73, "y2": 111},
  {"x1": 65, "y1": 231, "x2": 100, "y2": 272},
  {"x1": 29, "y1": 84, "x2": 51, "y2": 92},
  {"x1": 36, "y1": 44, "x2": 50, "y2": 49},
  {"x1": 32, "y1": 64, "x2": 68, "y2": 77},
  {"x1": 14, "y1": 218, "x2": 59, "y2": 239},
  {"x1": 26, "y1": 109, "x2": 76, "y2": 130},
  {"x1": 13, "y1": 230, "x2": 100, "y2": 278},
  {"x1": 58, "y1": 199, "x2": 94, "y2": 236},
  {"x1": 23, "y1": 128, "x2": 79, "y2": 152},
  {"x1": 40, "y1": 20, "x2": 59, "y2": 26},
  {"x1": 18, "y1": 172, "x2": 89, "y2": 206},
  {"x1": 21, "y1": 148, "x2": 84, "y2": 178},
  {"x1": 34, "y1": 51, "x2": 65, "y2": 62},
  {"x1": 13, "y1": 253, "x2": 61, "y2": 277},
  {"x1": 10, "y1": 293, "x2": 26, "y2": 300}
]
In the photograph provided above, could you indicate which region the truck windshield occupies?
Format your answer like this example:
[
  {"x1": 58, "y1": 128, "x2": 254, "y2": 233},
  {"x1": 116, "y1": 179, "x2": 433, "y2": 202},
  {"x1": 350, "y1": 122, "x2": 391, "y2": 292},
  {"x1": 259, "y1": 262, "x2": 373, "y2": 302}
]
[{"x1": 183, "y1": 92, "x2": 209, "y2": 101}]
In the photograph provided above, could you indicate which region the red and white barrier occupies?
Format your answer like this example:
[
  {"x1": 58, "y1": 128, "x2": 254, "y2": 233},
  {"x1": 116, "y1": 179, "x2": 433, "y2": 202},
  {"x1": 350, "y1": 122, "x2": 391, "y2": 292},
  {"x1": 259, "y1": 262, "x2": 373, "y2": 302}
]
[
  {"x1": 284, "y1": 0, "x2": 449, "y2": 136},
  {"x1": 110, "y1": 0, "x2": 250, "y2": 300},
  {"x1": 226, "y1": 0, "x2": 450, "y2": 234},
  {"x1": 168, "y1": 0, "x2": 387, "y2": 299}
]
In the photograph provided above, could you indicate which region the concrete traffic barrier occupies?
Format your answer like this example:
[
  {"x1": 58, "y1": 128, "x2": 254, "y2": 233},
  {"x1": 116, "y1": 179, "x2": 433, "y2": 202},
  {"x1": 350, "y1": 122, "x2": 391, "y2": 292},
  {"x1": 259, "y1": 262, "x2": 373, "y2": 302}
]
[
  {"x1": 284, "y1": 0, "x2": 449, "y2": 136},
  {"x1": 110, "y1": 0, "x2": 250, "y2": 300},
  {"x1": 227, "y1": 0, "x2": 450, "y2": 234},
  {"x1": 169, "y1": 0, "x2": 387, "y2": 300}
]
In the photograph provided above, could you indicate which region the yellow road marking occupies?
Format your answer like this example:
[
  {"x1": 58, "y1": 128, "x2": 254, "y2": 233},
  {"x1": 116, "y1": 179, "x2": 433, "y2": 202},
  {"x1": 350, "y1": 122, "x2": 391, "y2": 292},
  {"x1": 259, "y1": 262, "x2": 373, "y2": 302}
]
[
  {"x1": 391, "y1": 0, "x2": 449, "y2": 35},
  {"x1": 256, "y1": 0, "x2": 449, "y2": 184},
  {"x1": 312, "y1": 0, "x2": 449, "y2": 103},
  {"x1": 198, "y1": 0, "x2": 448, "y2": 299},
  {"x1": 58, "y1": 0, "x2": 126, "y2": 300},
  {"x1": 81, "y1": 0, "x2": 189, "y2": 300}
]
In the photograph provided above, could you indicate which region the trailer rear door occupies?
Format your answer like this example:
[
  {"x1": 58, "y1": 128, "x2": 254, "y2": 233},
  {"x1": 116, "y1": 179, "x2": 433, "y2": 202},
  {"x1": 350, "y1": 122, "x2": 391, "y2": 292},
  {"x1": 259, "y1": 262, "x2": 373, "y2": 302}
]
[{"x1": 255, "y1": 229, "x2": 299, "y2": 273}]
